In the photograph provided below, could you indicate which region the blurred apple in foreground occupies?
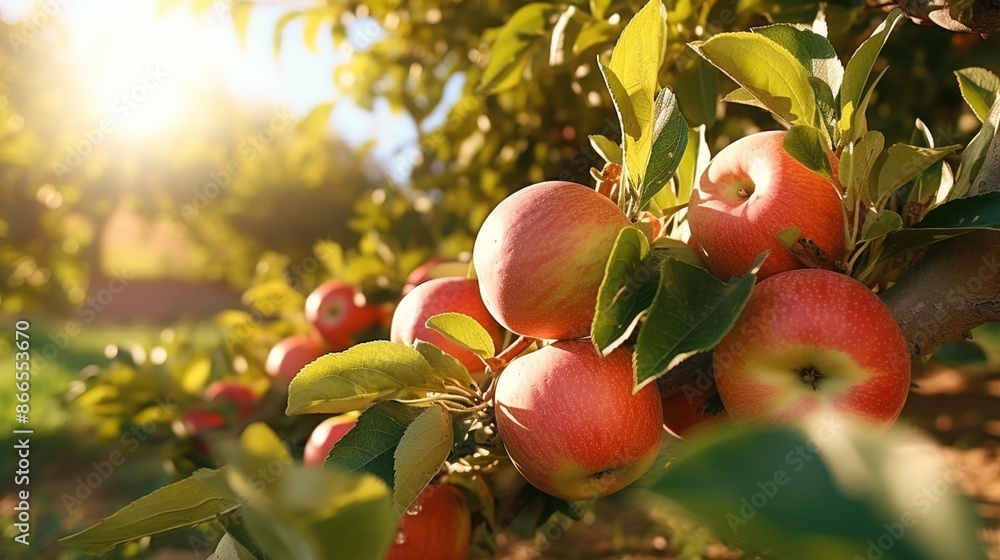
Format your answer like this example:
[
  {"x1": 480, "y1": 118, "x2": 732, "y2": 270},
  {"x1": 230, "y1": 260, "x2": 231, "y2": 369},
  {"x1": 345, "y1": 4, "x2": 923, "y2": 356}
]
[
  {"x1": 391, "y1": 277, "x2": 504, "y2": 372},
  {"x1": 265, "y1": 334, "x2": 327, "y2": 380},
  {"x1": 713, "y1": 269, "x2": 911, "y2": 429},
  {"x1": 495, "y1": 341, "x2": 662, "y2": 500},
  {"x1": 688, "y1": 130, "x2": 845, "y2": 280},
  {"x1": 303, "y1": 414, "x2": 358, "y2": 467},
  {"x1": 473, "y1": 181, "x2": 631, "y2": 340},
  {"x1": 387, "y1": 484, "x2": 471, "y2": 560}
]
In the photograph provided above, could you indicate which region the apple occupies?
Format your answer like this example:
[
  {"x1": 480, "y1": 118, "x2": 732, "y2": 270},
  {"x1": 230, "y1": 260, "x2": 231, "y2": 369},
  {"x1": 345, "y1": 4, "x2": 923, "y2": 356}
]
[
  {"x1": 687, "y1": 130, "x2": 846, "y2": 280},
  {"x1": 265, "y1": 334, "x2": 327, "y2": 380},
  {"x1": 182, "y1": 409, "x2": 226, "y2": 433},
  {"x1": 305, "y1": 280, "x2": 380, "y2": 348},
  {"x1": 713, "y1": 269, "x2": 911, "y2": 429},
  {"x1": 494, "y1": 341, "x2": 662, "y2": 501},
  {"x1": 390, "y1": 277, "x2": 505, "y2": 373},
  {"x1": 303, "y1": 415, "x2": 357, "y2": 467},
  {"x1": 660, "y1": 387, "x2": 729, "y2": 439},
  {"x1": 473, "y1": 181, "x2": 632, "y2": 340},
  {"x1": 387, "y1": 484, "x2": 470, "y2": 560}
]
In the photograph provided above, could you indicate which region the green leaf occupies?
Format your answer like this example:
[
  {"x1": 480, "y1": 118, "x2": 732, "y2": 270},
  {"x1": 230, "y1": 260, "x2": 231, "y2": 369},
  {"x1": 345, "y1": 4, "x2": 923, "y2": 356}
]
[
  {"x1": 839, "y1": 10, "x2": 902, "y2": 144},
  {"x1": 673, "y1": 56, "x2": 719, "y2": 127},
  {"x1": 273, "y1": 11, "x2": 306, "y2": 56},
  {"x1": 425, "y1": 312, "x2": 496, "y2": 359},
  {"x1": 286, "y1": 341, "x2": 445, "y2": 415},
  {"x1": 573, "y1": 19, "x2": 619, "y2": 57},
  {"x1": 860, "y1": 208, "x2": 903, "y2": 241},
  {"x1": 783, "y1": 125, "x2": 832, "y2": 178},
  {"x1": 413, "y1": 341, "x2": 477, "y2": 392},
  {"x1": 840, "y1": 131, "x2": 885, "y2": 208},
  {"x1": 751, "y1": 24, "x2": 843, "y2": 96},
  {"x1": 297, "y1": 102, "x2": 334, "y2": 140},
  {"x1": 325, "y1": 401, "x2": 425, "y2": 488},
  {"x1": 590, "y1": 0, "x2": 612, "y2": 19},
  {"x1": 215, "y1": 509, "x2": 275, "y2": 560},
  {"x1": 674, "y1": 125, "x2": 709, "y2": 206},
  {"x1": 775, "y1": 226, "x2": 802, "y2": 248},
  {"x1": 952, "y1": 97, "x2": 1000, "y2": 200},
  {"x1": 231, "y1": 3, "x2": 253, "y2": 49},
  {"x1": 590, "y1": 134, "x2": 623, "y2": 164},
  {"x1": 648, "y1": 422, "x2": 988, "y2": 560},
  {"x1": 955, "y1": 67, "x2": 1000, "y2": 123},
  {"x1": 599, "y1": 62, "x2": 641, "y2": 148},
  {"x1": 61, "y1": 476, "x2": 238, "y2": 556},
  {"x1": 721, "y1": 87, "x2": 769, "y2": 111},
  {"x1": 609, "y1": 0, "x2": 666, "y2": 194},
  {"x1": 691, "y1": 32, "x2": 816, "y2": 126},
  {"x1": 480, "y1": 3, "x2": 556, "y2": 94},
  {"x1": 208, "y1": 534, "x2": 254, "y2": 560},
  {"x1": 870, "y1": 144, "x2": 960, "y2": 204},
  {"x1": 235, "y1": 465, "x2": 395, "y2": 560},
  {"x1": 549, "y1": 6, "x2": 583, "y2": 66},
  {"x1": 392, "y1": 405, "x2": 454, "y2": 518},
  {"x1": 633, "y1": 257, "x2": 758, "y2": 389},
  {"x1": 591, "y1": 227, "x2": 654, "y2": 355},
  {"x1": 882, "y1": 192, "x2": 1000, "y2": 258},
  {"x1": 636, "y1": 88, "x2": 690, "y2": 211}
]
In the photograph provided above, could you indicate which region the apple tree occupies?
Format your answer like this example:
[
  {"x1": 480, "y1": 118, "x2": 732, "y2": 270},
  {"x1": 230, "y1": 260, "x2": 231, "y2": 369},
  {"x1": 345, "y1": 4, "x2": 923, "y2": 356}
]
[{"x1": 57, "y1": 1, "x2": 1000, "y2": 559}]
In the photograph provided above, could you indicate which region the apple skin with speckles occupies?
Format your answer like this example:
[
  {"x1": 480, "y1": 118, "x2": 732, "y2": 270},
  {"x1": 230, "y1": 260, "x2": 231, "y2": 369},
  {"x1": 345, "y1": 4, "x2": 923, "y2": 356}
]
[
  {"x1": 390, "y1": 277, "x2": 505, "y2": 373},
  {"x1": 386, "y1": 484, "x2": 470, "y2": 560},
  {"x1": 713, "y1": 269, "x2": 911, "y2": 429},
  {"x1": 495, "y1": 341, "x2": 663, "y2": 501},
  {"x1": 660, "y1": 387, "x2": 730, "y2": 439},
  {"x1": 688, "y1": 131, "x2": 845, "y2": 281},
  {"x1": 473, "y1": 181, "x2": 632, "y2": 340}
]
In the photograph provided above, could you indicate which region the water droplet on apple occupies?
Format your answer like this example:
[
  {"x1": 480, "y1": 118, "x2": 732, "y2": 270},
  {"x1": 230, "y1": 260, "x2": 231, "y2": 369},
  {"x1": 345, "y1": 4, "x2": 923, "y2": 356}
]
[
  {"x1": 405, "y1": 503, "x2": 422, "y2": 516},
  {"x1": 394, "y1": 531, "x2": 407, "y2": 545}
]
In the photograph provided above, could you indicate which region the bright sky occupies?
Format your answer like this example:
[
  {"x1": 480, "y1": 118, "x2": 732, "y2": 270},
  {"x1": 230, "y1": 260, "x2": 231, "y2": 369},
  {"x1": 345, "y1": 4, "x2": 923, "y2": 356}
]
[{"x1": 0, "y1": 0, "x2": 459, "y2": 165}]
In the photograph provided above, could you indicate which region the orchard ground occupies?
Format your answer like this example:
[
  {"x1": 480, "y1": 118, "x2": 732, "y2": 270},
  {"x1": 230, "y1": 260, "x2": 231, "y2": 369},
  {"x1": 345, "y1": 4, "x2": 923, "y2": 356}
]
[{"x1": 2, "y1": 316, "x2": 999, "y2": 559}]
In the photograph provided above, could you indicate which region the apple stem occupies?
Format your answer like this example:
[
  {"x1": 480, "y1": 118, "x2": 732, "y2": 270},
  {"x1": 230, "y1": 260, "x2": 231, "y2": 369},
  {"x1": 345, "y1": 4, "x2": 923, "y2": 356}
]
[
  {"x1": 484, "y1": 336, "x2": 537, "y2": 374},
  {"x1": 797, "y1": 366, "x2": 825, "y2": 391}
]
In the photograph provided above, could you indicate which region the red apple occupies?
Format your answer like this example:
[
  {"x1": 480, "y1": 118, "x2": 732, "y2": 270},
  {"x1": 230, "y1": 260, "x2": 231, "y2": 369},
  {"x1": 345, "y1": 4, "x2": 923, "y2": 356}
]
[
  {"x1": 495, "y1": 341, "x2": 663, "y2": 501},
  {"x1": 387, "y1": 484, "x2": 470, "y2": 560},
  {"x1": 660, "y1": 388, "x2": 729, "y2": 439},
  {"x1": 265, "y1": 334, "x2": 327, "y2": 380},
  {"x1": 713, "y1": 269, "x2": 911, "y2": 429},
  {"x1": 688, "y1": 130, "x2": 845, "y2": 280},
  {"x1": 182, "y1": 409, "x2": 226, "y2": 433},
  {"x1": 473, "y1": 181, "x2": 632, "y2": 340},
  {"x1": 390, "y1": 277, "x2": 505, "y2": 373},
  {"x1": 305, "y1": 280, "x2": 380, "y2": 348},
  {"x1": 303, "y1": 415, "x2": 357, "y2": 467}
]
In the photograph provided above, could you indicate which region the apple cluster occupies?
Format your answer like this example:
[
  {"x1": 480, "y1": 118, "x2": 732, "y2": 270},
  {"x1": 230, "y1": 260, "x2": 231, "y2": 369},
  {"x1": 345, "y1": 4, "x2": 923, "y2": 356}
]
[
  {"x1": 687, "y1": 131, "x2": 912, "y2": 430},
  {"x1": 265, "y1": 280, "x2": 385, "y2": 382}
]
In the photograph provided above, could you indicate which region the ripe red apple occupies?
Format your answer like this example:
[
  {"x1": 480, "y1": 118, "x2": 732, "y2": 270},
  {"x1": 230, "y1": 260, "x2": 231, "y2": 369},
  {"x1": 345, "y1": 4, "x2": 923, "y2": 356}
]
[
  {"x1": 265, "y1": 334, "x2": 327, "y2": 380},
  {"x1": 713, "y1": 269, "x2": 911, "y2": 429},
  {"x1": 303, "y1": 415, "x2": 357, "y2": 467},
  {"x1": 660, "y1": 388, "x2": 729, "y2": 439},
  {"x1": 390, "y1": 277, "x2": 505, "y2": 373},
  {"x1": 495, "y1": 341, "x2": 663, "y2": 501},
  {"x1": 688, "y1": 130, "x2": 845, "y2": 280},
  {"x1": 473, "y1": 181, "x2": 632, "y2": 340},
  {"x1": 387, "y1": 484, "x2": 470, "y2": 560},
  {"x1": 203, "y1": 380, "x2": 256, "y2": 418},
  {"x1": 182, "y1": 409, "x2": 226, "y2": 433},
  {"x1": 305, "y1": 280, "x2": 380, "y2": 348}
]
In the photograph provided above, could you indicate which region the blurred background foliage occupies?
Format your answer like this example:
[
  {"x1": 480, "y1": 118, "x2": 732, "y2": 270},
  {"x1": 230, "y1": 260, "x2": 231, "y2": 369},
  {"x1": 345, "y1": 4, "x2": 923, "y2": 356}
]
[{"x1": 1, "y1": 0, "x2": 1000, "y2": 558}]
